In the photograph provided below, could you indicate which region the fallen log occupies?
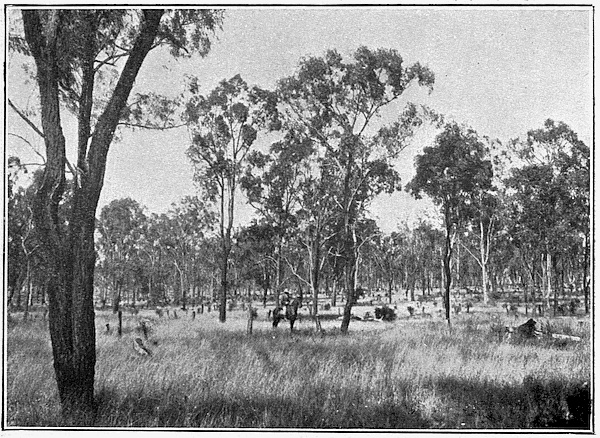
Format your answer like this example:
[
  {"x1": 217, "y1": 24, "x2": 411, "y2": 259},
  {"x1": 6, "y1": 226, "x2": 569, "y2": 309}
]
[
  {"x1": 133, "y1": 337, "x2": 152, "y2": 356},
  {"x1": 551, "y1": 333, "x2": 582, "y2": 342}
]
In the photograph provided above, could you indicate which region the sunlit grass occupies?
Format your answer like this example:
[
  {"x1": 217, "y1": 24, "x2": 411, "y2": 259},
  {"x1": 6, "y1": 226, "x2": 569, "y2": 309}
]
[{"x1": 5, "y1": 304, "x2": 591, "y2": 429}]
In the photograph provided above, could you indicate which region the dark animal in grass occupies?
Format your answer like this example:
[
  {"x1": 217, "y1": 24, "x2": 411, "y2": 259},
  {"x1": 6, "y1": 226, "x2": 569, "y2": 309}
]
[{"x1": 133, "y1": 337, "x2": 152, "y2": 356}]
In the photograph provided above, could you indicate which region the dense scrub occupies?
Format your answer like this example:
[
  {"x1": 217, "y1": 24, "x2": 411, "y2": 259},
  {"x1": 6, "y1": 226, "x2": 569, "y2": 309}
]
[{"x1": 6, "y1": 307, "x2": 591, "y2": 429}]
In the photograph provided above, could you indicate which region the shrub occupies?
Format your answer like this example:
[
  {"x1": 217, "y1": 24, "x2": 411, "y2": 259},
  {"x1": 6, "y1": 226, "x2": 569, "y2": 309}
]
[{"x1": 375, "y1": 306, "x2": 397, "y2": 321}]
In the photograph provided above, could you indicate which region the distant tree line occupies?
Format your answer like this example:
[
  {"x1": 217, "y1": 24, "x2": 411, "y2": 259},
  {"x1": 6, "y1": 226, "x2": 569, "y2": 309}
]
[{"x1": 9, "y1": 117, "x2": 589, "y2": 321}]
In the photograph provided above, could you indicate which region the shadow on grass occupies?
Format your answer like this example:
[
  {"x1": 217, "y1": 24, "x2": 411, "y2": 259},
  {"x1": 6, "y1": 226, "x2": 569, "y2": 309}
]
[
  {"x1": 94, "y1": 386, "x2": 430, "y2": 429},
  {"x1": 94, "y1": 374, "x2": 590, "y2": 429},
  {"x1": 431, "y1": 375, "x2": 591, "y2": 430}
]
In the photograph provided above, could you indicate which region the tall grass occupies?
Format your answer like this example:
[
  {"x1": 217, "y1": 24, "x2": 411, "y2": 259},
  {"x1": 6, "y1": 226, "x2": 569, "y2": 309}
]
[{"x1": 6, "y1": 307, "x2": 591, "y2": 429}]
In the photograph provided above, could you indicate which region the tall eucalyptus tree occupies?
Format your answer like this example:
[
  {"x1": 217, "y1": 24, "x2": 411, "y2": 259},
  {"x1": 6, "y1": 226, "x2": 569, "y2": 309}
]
[
  {"x1": 185, "y1": 74, "x2": 279, "y2": 322},
  {"x1": 11, "y1": 9, "x2": 222, "y2": 421},
  {"x1": 407, "y1": 123, "x2": 493, "y2": 325},
  {"x1": 276, "y1": 46, "x2": 434, "y2": 332}
]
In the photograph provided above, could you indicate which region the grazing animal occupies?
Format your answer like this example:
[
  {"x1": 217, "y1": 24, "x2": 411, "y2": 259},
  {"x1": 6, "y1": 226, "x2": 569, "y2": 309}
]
[{"x1": 133, "y1": 337, "x2": 152, "y2": 356}]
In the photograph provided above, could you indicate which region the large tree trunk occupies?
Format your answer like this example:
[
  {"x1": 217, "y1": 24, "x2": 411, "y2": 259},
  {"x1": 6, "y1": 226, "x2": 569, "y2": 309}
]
[{"x1": 22, "y1": 9, "x2": 164, "y2": 424}]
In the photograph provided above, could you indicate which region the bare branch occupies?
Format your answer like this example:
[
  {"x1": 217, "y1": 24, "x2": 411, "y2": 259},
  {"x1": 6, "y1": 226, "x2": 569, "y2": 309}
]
[
  {"x1": 94, "y1": 50, "x2": 129, "y2": 72},
  {"x1": 8, "y1": 133, "x2": 46, "y2": 163},
  {"x1": 8, "y1": 99, "x2": 44, "y2": 138},
  {"x1": 117, "y1": 121, "x2": 186, "y2": 130}
]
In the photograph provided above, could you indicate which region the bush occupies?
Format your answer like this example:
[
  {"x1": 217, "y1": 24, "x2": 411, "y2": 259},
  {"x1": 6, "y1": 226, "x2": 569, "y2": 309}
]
[
  {"x1": 523, "y1": 376, "x2": 590, "y2": 428},
  {"x1": 375, "y1": 306, "x2": 397, "y2": 321}
]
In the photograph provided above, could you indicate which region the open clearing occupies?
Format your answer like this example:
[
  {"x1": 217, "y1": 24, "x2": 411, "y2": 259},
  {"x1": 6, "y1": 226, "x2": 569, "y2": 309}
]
[{"x1": 6, "y1": 297, "x2": 591, "y2": 430}]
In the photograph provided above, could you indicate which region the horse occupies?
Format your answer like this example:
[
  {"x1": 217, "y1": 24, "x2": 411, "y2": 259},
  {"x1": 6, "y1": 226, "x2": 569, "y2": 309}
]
[
  {"x1": 285, "y1": 297, "x2": 301, "y2": 332},
  {"x1": 272, "y1": 306, "x2": 285, "y2": 328},
  {"x1": 272, "y1": 296, "x2": 301, "y2": 332}
]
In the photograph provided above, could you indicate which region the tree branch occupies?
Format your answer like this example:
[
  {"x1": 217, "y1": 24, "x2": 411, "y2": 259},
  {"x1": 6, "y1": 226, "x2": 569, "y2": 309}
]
[
  {"x1": 117, "y1": 121, "x2": 187, "y2": 130},
  {"x1": 8, "y1": 99, "x2": 45, "y2": 138},
  {"x1": 8, "y1": 133, "x2": 46, "y2": 163}
]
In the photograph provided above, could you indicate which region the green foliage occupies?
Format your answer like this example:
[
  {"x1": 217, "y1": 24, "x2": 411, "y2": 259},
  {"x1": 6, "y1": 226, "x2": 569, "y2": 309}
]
[
  {"x1": 276, "y1": 47, "x2": 435, "y2": 330},
  {"x1": 185, "y1": 74, "x2": 276, "y2": 202},
  {"x1": 407, "y1": 122, "x2": 493, "y2": 224},
  {"x1": 506, "y1": 119, "x2": 589, "y2": 252},
  {"x1": 234, "y1": 221, "x2": 277, "y2": 293},
  {"x1": 9, "y1": 9, "x2": 224, "y2": 126}
]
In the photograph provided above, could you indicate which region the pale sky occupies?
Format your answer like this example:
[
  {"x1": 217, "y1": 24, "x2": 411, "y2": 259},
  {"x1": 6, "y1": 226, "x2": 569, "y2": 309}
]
[{"x1": 5, "y1": 6, "x2": 593, "y2": 233}]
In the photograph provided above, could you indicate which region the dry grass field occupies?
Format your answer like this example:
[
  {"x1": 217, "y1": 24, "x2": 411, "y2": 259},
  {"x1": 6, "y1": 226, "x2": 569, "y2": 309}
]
[{"x1": 5, "y1": 299, "x2": 591, "y2": 430}]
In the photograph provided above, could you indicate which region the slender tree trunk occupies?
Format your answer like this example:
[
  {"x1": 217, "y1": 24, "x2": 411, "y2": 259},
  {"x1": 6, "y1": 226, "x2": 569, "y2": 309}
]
[
  {"x1": 331, "y1": 278, "x2": 337, "y2": 307},
  {"x1": 341, "y1": 220, "x2": 357, "y2": 333},
  {"x1": 480, "y1": 220, "x2": 489, "y2": 305},
  {"x1": 262, "y1": 281, "x2": 268, "y2": 308},
  {"x1": 443, "y1": 211, "x2": 453, "y2": 326},
  {"x1": 455, "y1": 237, "x2": 461, "y2": 292},
  {"x1": 177, "y1": 264, "x2": 186, "y2": 310},
  {"x1": 219, "y1": 243, "x2": 230, "y2": 323},
  {"x1": 544, "y1": 251, "x2": 552, "y2": 310},
  {"x1": 311, "y1": 239, "x2": 323, "y2": 332},
  {"x1": 113, "y1": 280, "x2": 122, "y2": 314},
  {"x1": 23, "y1": 260, "x2": 31, "y2": 320},
  {"x1": 275, "y1": 240, "x2": 283, "y2": 307}
]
